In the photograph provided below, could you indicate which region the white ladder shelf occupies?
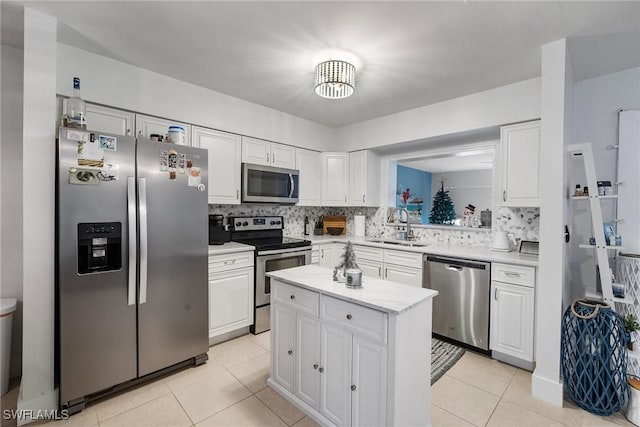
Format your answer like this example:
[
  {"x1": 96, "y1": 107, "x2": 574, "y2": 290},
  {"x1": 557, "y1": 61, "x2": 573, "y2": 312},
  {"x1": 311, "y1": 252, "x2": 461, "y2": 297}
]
[{"x1": 568, "y1": 143, "x2": 632, "y2": 307}]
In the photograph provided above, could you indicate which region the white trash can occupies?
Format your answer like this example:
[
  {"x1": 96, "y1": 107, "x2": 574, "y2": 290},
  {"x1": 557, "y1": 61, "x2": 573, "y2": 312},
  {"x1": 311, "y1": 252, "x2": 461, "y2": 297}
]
[{"x1": 1, "y1": 298, "x2": 17, "y2": 395}]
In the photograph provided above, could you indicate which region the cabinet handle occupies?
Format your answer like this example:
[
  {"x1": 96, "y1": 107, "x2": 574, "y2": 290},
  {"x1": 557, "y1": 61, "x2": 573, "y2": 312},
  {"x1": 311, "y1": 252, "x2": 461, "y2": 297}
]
[
  {"x1": 237, "y1": 189, "x2": 239, "y2": 200},
  {"x1": 351, "y1": 385, "x2": 357, "y2": 391},
  {"x1": 290, "y1": 294, "x2": 295, "y2": 300},
  {"x1": 321, "y1": 249, "x2": 324, "y2": 258},
  {"x1": 288, "y1": 350, "x2": 293, "y2": 355},
  {"x1": 319, "y1": 367, "x2": 324, "y2": 373},
  {"x1": 362, "y1": 194, "x2": 365, "y2": 203},
  {"x1": 494, "y1": 289, "x2": 498, "y2": 300},
  {"x1": 313, "y1": 363, "x2": 318, "y2": 369},
  {"x1": 272, "y1": 153, "x2": 275, "y2": 163},
  {"x1": 266, "y1": 153, "x2": 269, "y2": 162},
  {"x1": 378, "y1": 266, "x2": 382, "y2": 277},
  {"x1": 503, "y1": 190, "x2": 507, "y2": 202},
  {"x1": 127, "y1": 129, "x2": 131, "y2": 136},
  {"x1": 346, "y1": 314, "x2": 352, "y2": 320},
  {"x1": 138, "y1": 130, "x2": 142, "y2": 136},
  {"x1": 385, "y1": 268, "x2": 388, "y2": 278},
  {"x1": 504, "y1": 272, "x2": 520, "y2": 278}
]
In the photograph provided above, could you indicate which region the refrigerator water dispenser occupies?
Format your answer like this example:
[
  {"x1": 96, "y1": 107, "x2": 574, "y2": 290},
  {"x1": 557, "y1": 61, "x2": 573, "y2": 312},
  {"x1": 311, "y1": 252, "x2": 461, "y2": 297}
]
[{"x1": 77, "y1": 222, "x2": 122, "y2": 273}]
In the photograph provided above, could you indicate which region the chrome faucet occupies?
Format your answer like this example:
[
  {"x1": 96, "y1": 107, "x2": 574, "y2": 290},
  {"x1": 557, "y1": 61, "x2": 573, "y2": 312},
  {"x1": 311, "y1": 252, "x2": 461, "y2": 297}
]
[{"x1": 387, "y1": 207, "x2": 414, "y2": 241}]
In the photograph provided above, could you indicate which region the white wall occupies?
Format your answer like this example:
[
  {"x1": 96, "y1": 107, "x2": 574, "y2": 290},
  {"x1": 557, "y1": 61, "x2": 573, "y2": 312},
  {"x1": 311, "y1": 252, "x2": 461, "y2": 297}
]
[
  {"x1": 56, "y1": 44, "x2": 333, "y2": 152},
  {"x1": 532, "y1": 38, "x2": 574, "y2": 407},
  {"x1": 1, "y1": 43, "x2": 24, "y2": 379},
  {"x1": 334, "y1": 78, "x2": 541, "y2": 151},
  {"x1": 431, "y1": 170, "x2": 493, "y2": 219},
  {"x1": 17, "y1": 8, "x2": 57, "y2": 423},
  {"x1": 570, "y1": 67, "x2": 640, "y2": 297}
]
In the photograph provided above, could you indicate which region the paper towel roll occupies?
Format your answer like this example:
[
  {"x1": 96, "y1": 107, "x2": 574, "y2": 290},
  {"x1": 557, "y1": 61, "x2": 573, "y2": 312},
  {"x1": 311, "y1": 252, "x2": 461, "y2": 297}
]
[{"x1": 354, "y1": 215, "x2": 366, "y2": 237}]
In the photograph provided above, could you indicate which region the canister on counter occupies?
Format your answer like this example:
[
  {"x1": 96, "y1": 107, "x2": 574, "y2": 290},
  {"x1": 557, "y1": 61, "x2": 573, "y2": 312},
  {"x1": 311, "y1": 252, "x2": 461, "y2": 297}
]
[{"x1": 345, "y1": 269, "x2": 362, "y2": 288}]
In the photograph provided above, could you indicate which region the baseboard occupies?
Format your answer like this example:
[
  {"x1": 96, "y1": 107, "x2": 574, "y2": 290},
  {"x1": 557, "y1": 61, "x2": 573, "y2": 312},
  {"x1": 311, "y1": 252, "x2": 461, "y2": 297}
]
[
  {"x1": 531, "y1": 372, "x2": 564, "y2": 407},
  {"x1": 209, "y1": 327, "x2": 250, "y2": 346},
  {"x1": 492, "y1": 350, "x2": 535, "y2": 371},
  {"x1": 16, "y1": 386, "x2": 58, "y2": 426}
]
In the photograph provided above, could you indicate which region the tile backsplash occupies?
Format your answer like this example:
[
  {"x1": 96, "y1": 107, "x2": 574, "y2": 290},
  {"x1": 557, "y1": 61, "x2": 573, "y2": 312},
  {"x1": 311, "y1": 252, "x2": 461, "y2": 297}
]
[{"x1": 209, "y1": 205, "x2": 539, "y2": 248}]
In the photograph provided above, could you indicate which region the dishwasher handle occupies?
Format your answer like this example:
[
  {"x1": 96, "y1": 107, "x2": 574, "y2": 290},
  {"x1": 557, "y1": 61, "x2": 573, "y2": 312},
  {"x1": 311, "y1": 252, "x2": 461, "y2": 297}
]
[{"x1": 425, "y1": 255, "x2": 489, "y2": 270}]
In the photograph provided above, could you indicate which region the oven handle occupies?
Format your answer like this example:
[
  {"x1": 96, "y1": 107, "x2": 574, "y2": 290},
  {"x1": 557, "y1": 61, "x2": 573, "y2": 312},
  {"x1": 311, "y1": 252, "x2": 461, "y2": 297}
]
[{"x1": 257, "y1": 247, "x2": 312, "y2": 257}]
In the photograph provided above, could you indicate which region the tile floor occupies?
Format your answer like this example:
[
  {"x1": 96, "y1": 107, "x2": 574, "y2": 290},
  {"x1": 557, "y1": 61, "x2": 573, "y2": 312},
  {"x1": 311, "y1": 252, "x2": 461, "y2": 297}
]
[{"x1": 1, "y1": 332, "x2": 634, "y2": 427}]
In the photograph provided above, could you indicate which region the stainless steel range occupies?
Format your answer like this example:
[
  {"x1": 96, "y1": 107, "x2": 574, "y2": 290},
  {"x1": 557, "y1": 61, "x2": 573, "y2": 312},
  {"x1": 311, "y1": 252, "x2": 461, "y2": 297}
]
[{"x1": 229, "y1": 216, "x2": 311, "y2": 334}]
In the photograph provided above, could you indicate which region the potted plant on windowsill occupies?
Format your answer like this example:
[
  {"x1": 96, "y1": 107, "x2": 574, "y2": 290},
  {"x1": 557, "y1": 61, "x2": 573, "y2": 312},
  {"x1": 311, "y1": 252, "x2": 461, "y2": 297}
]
[{"x1": 622, "y1": 314, "x2": 640, "y2": 351}]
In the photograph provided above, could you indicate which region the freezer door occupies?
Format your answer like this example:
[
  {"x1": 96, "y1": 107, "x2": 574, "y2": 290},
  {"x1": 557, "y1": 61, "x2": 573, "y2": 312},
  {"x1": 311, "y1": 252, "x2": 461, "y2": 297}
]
[
  {"x1": 57, "y1": 128, "x2": 137, "y2": 404},
  {"x1": 136, "y1": 140, "x2": 209, "y2": 376}
]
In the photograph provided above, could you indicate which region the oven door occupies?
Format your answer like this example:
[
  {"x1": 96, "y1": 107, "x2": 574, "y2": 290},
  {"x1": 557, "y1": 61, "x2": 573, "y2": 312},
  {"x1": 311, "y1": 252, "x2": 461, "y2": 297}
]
[{"x1": 255, "y1": 247, "x2": 311, "y2": 306}]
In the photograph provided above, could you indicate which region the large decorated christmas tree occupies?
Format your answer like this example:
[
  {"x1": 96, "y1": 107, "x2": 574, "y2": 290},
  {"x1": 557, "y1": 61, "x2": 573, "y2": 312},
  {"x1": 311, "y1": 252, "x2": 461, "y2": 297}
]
[{"x1": 429, "y1": 181, "x2": 456, "y2": 224}]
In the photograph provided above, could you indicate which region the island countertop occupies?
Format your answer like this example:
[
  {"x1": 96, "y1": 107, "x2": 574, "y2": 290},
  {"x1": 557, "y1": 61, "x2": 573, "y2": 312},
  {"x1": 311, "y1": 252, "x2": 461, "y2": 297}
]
[{"x1": 266, "y1": 265, "x2": 438, "y2": 314}]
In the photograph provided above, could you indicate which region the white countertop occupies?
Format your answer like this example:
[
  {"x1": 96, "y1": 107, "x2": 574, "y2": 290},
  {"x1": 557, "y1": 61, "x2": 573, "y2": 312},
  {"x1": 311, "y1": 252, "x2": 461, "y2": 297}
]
[
  {"x1": 208, "y1": 242, "x2": 255, "y2": 256},
  {"x1": 298, "y1": 235, "x2": 538, "y2": 267},
  {"x1": 266, "y1": 265, "x2": 438, "y2": 314}
]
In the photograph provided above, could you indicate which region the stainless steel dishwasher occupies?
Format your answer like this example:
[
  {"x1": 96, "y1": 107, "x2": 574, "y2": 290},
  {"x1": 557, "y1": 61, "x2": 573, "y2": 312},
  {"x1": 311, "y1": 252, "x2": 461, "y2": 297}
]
[{"x1": 423, "y1": 255, "x2": 491, "y2": 351}]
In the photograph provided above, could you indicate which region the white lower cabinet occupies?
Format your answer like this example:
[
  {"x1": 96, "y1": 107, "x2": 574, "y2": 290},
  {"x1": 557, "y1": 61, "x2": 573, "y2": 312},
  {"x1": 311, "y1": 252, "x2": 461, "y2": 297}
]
[
  {"x1": 383, "y1": 264, "x2": 422, "y2": 287},
  {"x1": 269, "y1": 280, "x2": 423, "y2": 427},
  {"x1": 354, "y1": 244, "x2": 422, "y2": 286},
  {"x1": 489, "y1": 262, "x2": 536, "y2": 366},
  {"x1": 318, "y1": 244, "x2": 342, "y2": 269},
  {"x1": 208, "y1": 251, "x2": 254, "y2": 340}
]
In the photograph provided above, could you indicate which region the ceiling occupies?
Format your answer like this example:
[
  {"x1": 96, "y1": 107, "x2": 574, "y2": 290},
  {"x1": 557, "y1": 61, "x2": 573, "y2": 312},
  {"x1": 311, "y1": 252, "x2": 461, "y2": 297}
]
[
  {"x1": 399, "y1": 149, "x2": 495, "y2": 173},
  {"x1": 4, "y1": 1, "x2": 640, "y2": 128}
]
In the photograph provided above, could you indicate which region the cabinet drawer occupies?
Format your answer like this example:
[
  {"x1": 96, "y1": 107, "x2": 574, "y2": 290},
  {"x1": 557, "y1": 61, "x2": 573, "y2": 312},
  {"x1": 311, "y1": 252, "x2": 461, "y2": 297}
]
[
  {"x1": 273, "y1": 281, "x2": 319, "y2": 317},
  {"x1": 492, "y1": 263, "x2": 535, "y2": 288},
  {"x1": 208, "y1": 251, "x2": 254, "y2": 274},
  {"x1": 383, "y1": 248, "x2": 422, "y2": 268},
  {"x1": 354, "y1": 245, "x2": 383, "y2": 262},
  {"x1": 320, "y1": 295, "x2": 387, "y2": 344}
]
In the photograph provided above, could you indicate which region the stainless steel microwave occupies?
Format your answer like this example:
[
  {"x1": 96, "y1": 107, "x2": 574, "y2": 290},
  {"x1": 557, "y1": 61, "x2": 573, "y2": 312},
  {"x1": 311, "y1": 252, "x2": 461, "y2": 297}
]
[{"x1": 242, "y1": 163, "x2": 299, "y2": 204}]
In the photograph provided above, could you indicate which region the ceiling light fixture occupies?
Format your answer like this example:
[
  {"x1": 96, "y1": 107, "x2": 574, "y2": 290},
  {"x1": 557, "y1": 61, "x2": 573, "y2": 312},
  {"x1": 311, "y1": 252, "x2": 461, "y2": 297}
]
[{"x1": 314, "y1": 60, "x2": 356, "y2": 99}]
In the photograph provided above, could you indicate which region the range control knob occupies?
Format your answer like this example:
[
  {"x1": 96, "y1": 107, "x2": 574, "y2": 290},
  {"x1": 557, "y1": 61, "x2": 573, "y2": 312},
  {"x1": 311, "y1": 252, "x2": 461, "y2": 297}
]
[
  {"x1": 270, "y1": 221, "x2": 276, "y2": 225},
  {"x1": 276, "y1": 220, "x2": 281, "y2": 225},
  {"x1": 243, "y1": 221, "x2": 249, "y2": 226},
  {"x1": 236, "y1": 222, "x2": 242, "y2": 227}
]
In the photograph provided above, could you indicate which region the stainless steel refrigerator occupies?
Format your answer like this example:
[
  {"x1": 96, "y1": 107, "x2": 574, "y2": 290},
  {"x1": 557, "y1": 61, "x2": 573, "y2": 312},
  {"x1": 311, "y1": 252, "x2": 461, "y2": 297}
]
[{"x1": 56, "y1": 128, "x2": 209, "y2": 412}]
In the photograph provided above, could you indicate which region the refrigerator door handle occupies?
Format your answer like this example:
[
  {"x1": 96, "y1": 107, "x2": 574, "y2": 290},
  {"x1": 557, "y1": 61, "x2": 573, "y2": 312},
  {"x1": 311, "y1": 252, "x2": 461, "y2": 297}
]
[
  {"x1": 127, "y1": 177, "x2": 137, "y2": 306},
  {"x1": 138, "y1": 177, "x2": 149, "y2": 304}
]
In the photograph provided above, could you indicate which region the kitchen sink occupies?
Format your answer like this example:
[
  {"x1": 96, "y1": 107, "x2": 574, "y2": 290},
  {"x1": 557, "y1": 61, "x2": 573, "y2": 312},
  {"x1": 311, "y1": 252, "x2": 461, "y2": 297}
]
[{"x1": 366, "y1": 239, "x2": 429, "y2": 248}]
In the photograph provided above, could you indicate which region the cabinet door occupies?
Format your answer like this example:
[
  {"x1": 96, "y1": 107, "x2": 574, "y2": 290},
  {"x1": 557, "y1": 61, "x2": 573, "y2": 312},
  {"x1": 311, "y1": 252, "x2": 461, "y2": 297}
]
[
  {"x1": 296, "y1": 313, "x2": 321, "y2": 409},
  {"x1": 193, "y1": 126, "x2": 242, "y2": 204},
  {"x1": 320, "y1": 323, "x2": 352, "y2": 426},
  {"x1": 349, "y1": 151, "x2": 367, "y2": 206},
  {"x1": 85, "y1": 103, "x2": 134, "y2": 136},
  {"x1": 296, "y1": 149, "x2": 322, "y2": 206},
  {"x1": 272, "y1": 304, "x2": 296, "y2": 392},
  {"x1": 242, "y1": 136, "x2": 271, "y2": 166},
  {"x1": 208, "y1": 267, "x2": 254, "y2": 338},
  {"x1": 358, "y1": 260, "x2": 383, "y2": 279},
  {"x1": 319, "y1": 245, "x2": 334, "y2": 268},
  {"x1": 271, "y1": 142, "x2": 296, "y2": 169},
  {"x1": 322, "y1": 153, "x2": 349, "y2": 206},
  {"x1": 352, "y1": 336, "x2": 387, "y2": 427},
  {"x1": 490, "y1": 281, "x2": 534, "y2": 362},
  {"x1": 500, "y1": 121, "x2": 540, "y2": 206},
  {"x1": 384, "y1": 264, "x2": 423, "y2": 287},
  {"x1": 135, "y1": 114, "x2": 191, "y2": 145}
]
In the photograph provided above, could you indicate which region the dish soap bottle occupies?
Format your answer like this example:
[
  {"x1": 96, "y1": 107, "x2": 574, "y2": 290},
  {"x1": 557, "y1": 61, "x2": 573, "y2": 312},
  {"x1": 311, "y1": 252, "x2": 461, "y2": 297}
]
[{"x1": 304, "y1": 216, "x2": 309, "y2": 236}]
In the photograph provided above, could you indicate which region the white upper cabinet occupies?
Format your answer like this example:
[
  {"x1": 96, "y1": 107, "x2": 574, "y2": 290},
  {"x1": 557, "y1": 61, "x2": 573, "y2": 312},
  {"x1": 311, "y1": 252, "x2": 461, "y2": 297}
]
[
  {"x1": 296, "y1": 148, "x2": 322, "y2": 206},
  {"x1": 242, "y1": 136, "x2": 296, "y2": 169},
  {"x1": 349, "y1": 150, "x2": 380, "y2": 207},
  {"x1": 322, "y1": 153, "x2": 349, "y2": 206},
  {"x1": 85, "y1": 103, "x2": 135, "y2": 136},
  {"x1": 500, "y1": 120, "x2": 541, "y2": 206},
  {"x1": 135, "y1": 114, "x2": 192, "y2": 145},
  {"x1": 192, "y1": 126, "x2": 242, "y2": 205}
]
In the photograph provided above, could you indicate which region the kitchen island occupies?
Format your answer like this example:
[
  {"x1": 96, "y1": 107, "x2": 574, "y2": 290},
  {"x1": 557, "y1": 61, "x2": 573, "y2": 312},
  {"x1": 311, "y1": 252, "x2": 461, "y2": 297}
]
[{"x1": 266, "y1": 265, "x2": 438, "y2": 427}]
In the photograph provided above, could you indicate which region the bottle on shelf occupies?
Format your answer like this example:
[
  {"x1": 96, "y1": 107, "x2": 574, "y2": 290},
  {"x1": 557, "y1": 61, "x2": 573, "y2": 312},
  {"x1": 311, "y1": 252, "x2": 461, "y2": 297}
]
[
  {"x1": 67, "y1": 77, "x2": 86, "y2": 129},
  {"x1": 304, "y1": 216, "x2": 309, "y2": 236}
]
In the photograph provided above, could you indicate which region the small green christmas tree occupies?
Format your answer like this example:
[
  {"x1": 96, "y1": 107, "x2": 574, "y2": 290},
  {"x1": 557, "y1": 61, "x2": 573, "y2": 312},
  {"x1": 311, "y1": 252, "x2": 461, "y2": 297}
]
[
  {"x1": 333, "y1": 241, "x2": 359, "y2": 281},
  {"x1": 429, "y1": 181, "x2": 456, "y2": 224}
]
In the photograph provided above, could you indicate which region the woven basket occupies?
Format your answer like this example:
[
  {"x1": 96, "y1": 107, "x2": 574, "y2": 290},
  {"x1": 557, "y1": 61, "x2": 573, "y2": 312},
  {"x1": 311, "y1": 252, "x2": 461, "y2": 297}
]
[{"x1": 561, "y1": 299, "x2": 629, "y2": 416}]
